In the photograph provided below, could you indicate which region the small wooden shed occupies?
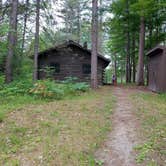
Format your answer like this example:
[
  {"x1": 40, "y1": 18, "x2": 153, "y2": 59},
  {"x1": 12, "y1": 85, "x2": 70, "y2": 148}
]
[
  {"x1": 37, "y1": 40, "x2": 110, "y2": 85},
  {"x1": 147, "y1": 45, "x2": 166, "y2": 92}
]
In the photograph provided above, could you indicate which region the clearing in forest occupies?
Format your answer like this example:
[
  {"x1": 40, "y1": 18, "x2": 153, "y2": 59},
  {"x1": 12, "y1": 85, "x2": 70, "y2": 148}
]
[
  {"x1": 0, "y1": 87, "x2": 114, "y2": 166},
  {"x1": 0, "y1": 86, "x2": 165, "y2": 166}
]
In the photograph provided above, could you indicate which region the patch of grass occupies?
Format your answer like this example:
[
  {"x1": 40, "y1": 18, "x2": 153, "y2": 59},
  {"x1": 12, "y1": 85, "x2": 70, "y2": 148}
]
[
  {"x1": 0, "y1": 95, "x2": 46, "y2": 126},
  {"x1": 0, "y1": 87, "x2": 114, "y2": 165},
  {"x1": 0, "y1": 110, "x2": 5, "y2": 122},
  {"x1": 132, "y1": 92, "x2": 166, "y2": 166}
]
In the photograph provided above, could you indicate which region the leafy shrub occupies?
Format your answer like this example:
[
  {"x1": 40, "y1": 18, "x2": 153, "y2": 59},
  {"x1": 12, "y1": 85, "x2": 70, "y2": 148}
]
[
  {"x1": 71, "y1": 82, "x2": 89, "y2": 92},
  {"x1": 29, "y1": 80, "x2": 64, "y2": 99},
  {"x1": 61, "y1": 77, "x2": 90, "y2": 94},
  {"x1": 62, "y1": 76, "x2": 78, "y2": 84},
  {"x1": 0, "y1": 77, "x2": 89, "y2": 100},
  {"x1": 0, "y1": 79, "x2": 33, "y2": 96}
]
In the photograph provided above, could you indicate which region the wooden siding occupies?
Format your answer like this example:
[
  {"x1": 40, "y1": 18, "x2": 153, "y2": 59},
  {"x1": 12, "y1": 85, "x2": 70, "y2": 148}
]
[
  {"x1": 148, "y1": 46, "x2": 166, "y2": 92},
  {"x1": 38, "y1": 45, "x2": 108, "y2": 85}
]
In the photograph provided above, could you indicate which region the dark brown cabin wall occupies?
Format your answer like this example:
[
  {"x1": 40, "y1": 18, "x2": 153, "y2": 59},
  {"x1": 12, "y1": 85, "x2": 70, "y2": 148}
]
[
  {"x1": 148, "y1": 54, "x2": 161, "y2": 92},
  {"x1": 38, "y1": 45, "x2": 108, "y2": 85},
  {"x1": 160, "y1": 48, "x2": 166, "y2": 92},
  {"x1": 148, "y1": 47, "x2": 166, "y2": 92}
]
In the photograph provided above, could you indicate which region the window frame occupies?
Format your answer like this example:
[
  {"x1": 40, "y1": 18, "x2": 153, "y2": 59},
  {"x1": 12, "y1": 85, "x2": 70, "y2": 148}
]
[
  {"x1": 82, "y1": 64, "x2": 91, "y2": 74},
  {"x1": 49, "y1": 62, "x2": 60, "y2": 74}
]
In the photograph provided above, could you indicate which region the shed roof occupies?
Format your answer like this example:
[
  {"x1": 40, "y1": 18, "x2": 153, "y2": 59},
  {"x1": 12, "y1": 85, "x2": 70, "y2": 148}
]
[
  {"x1": 38, "y1": 40, "x2": 111, "y2": 63},
  {"x1": 146, "y1": 45, "x2": 166, "y2": 57}
]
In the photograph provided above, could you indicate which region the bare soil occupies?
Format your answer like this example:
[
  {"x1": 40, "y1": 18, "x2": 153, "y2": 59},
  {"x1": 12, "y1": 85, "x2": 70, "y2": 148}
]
[{"x1": 95, "y1": 86, "x2": 142, "y2": 166}]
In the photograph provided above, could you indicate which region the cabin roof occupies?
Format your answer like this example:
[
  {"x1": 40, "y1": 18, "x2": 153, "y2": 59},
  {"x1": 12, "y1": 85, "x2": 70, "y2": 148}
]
[
  {"x1": 38, "y1": 40, "x2": 111, "y2": 63},
  {"x1": 146, "y1": 45, "x2": 166, "y2": 57}
]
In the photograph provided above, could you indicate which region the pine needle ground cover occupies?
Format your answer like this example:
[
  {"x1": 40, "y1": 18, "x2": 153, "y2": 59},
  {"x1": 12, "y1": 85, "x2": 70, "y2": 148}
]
[{"x1": 0, "y1": 87, "x2": 114, "y2": 165}]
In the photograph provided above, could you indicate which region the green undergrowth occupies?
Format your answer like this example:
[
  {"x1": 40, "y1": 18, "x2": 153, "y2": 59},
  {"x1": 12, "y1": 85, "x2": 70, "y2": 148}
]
[
  {"x1": 0, "y1": 76, "x2": 89, "y2": 122},
  {"x1": 0, "y1": 77, "x2": 89, "y2": 99},
  {"x1": 132, "y1": 93, "x2": 166, "y2": 166}
]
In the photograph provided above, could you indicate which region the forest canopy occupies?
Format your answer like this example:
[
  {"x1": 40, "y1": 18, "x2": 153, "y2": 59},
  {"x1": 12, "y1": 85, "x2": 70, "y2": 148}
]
[{"x1": 0, "y1": 0, "x2": 165, "y2": 86}]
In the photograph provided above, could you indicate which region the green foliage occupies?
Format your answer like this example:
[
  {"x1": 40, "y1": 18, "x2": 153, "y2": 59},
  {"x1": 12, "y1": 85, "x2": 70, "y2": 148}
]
[
  {"x1": 71, "y1": 82, "x2": 89, "y2": 92},
  {"x1": 62, "y1": 76, "x2": 78, "y2": 84},
  {"x1": 0, "y1": 77, "x2": 89, "y2": 100},
  {"x1": 107, "y1": 0, "x2": 166, "y2": 82},
  {"x1": 130, "y1": 0, "x2": 157, "y2": 17},
  {"x1": 29, "y1": 80, "x2": 65, "y2": 99},
  {"x1": 29, "y1": 79, "x2": 89, "y2": 99},
  {"x1": 0, "y1": 23, "x2": 8, "y2": 68},
  {"x1": 39, "y1": 66, "x2": 55, "y2": 79},
  {"x1": 135, "y1": 141, "x2": 154, "y2": 163},
  {"x1": 0, "y1": 79, "x2": 33, "y2": 96},
  {"x1": 61, "y1": 77, "x2": 90, "y2": 94},
  {"x1": 104, "y1": 68, "x2": 113, "y2": 84}
]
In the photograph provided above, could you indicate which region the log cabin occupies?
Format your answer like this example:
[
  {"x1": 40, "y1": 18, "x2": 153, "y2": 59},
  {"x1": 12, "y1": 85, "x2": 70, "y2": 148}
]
[{"x1": 37, "y1": 40, "x2": 110, "y2": 85}]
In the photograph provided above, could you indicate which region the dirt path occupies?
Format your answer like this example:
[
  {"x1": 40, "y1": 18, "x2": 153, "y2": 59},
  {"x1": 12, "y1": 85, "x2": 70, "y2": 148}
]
[{"x1": 95, "y1": 87, "x2": 141, "y2": 166}]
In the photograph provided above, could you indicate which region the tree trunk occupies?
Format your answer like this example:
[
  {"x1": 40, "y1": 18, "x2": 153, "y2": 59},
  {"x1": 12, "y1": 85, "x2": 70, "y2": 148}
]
[
  {"x1": 76, "y1": 1, "x2": 80, "y2": 43},
  {"x1": 98, "y1": 0, "x2": 103, "y2": 52},
  {"x1": 5, "y1": 0, "x2": 18, "y2": 83},
  {"x1": 125, "y1": 0, "x2": 131, "y2": 83},
  {"x1": 21, "y1": 0, "x2": 29, "y2": 54},
  {"x1": 132, "y1": 33, "x2": 136, "y2": 83},
  {"x1": 114, "y1": 54, "x2": 117, "y2": 77},
  {"x1": 91, "y1": 0, "x2": 98, "y2": 89},
  {"x1": 33, "y1": 0, "x2": 40, "y2": 81},
  {"x1": 149, "y1": 22, "x2": 153, "y2": 49},
  {"x1": 0, "y1": 0, "x2": 2, "y2": 23},
  {"x1": 136, "y1": 16, "x2": 145, "y2": 85}
]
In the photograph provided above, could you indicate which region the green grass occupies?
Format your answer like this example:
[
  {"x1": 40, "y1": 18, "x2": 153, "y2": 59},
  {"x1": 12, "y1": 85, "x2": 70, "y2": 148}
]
[
  {"x1": 0, "y1": 87, "x2": 114, "y2": 165},
  {"x1": 0, "y1": 95, "x2": 46, "y2": 122},
  {"x1": 0, "y1": 110, "x2": 5, "y2": 122},
  {"x1": 132, "y1": 92, "x2": 166, "y2": 166}
]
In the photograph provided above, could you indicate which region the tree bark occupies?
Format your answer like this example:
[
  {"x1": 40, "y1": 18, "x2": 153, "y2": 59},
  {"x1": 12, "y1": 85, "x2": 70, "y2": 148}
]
[
  {"x1": 132, "y1": 33, "x2": 136, "y2": 83},
  {"x1": 21, "y1": 0, "x2": 29, "y2": 54},
  {"x1": 0, "y1": 0, "x2": 2, "y2": 23},
  {"x1": 5, "y1": 0, "x2": 18, "y2": 83},
  {"x1": 91, "y1": 0, "x2": 98, "y2": 89},
  {"x1": 98, "y1": 0, "x2": 103, "y2": 53},
  {"x1": 125, "y1": 0, "x2": 131, "y2": 83},
  {"x1": 33, "y1": 0, "x2": 40, "y2": 81},
  {"x1": 76, "y1": 1, "x2": 81, "y2": 43},
  {"x1": 136, "y1": 16, "x2": 145, "y2": 85},
  {"x1": 114, "y1": 53, "x2": 117, "y2": 77}
]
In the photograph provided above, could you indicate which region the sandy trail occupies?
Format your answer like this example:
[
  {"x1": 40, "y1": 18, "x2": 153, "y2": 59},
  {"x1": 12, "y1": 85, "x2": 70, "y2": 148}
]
[{"x1": 95, "y1": 87, "x2": 140, "y2": 166}]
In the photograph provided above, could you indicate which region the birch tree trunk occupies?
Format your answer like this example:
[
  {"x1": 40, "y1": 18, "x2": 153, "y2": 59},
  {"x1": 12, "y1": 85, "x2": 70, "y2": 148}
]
[
  {"x1": 33, "y1": 0, "x2": 40, "y2": 81},
  {"x1": 5, "y1": 0, "x2": 18, "y2": 83},
  {"x1": 136, "y1": 16, "x2": 145, "y2": 85},
  {"x1": 91, "y1": 0, "x2": 98, "y2": 89}
]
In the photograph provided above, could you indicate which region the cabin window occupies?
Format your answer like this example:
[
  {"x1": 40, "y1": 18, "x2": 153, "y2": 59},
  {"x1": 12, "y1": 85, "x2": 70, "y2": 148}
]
[
  {"x1": 49, "y1": 63, "x2": 60, "y2": 73},
  {"x1": 82, "y1": 64, "x2": 91, "y2": 74}
]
